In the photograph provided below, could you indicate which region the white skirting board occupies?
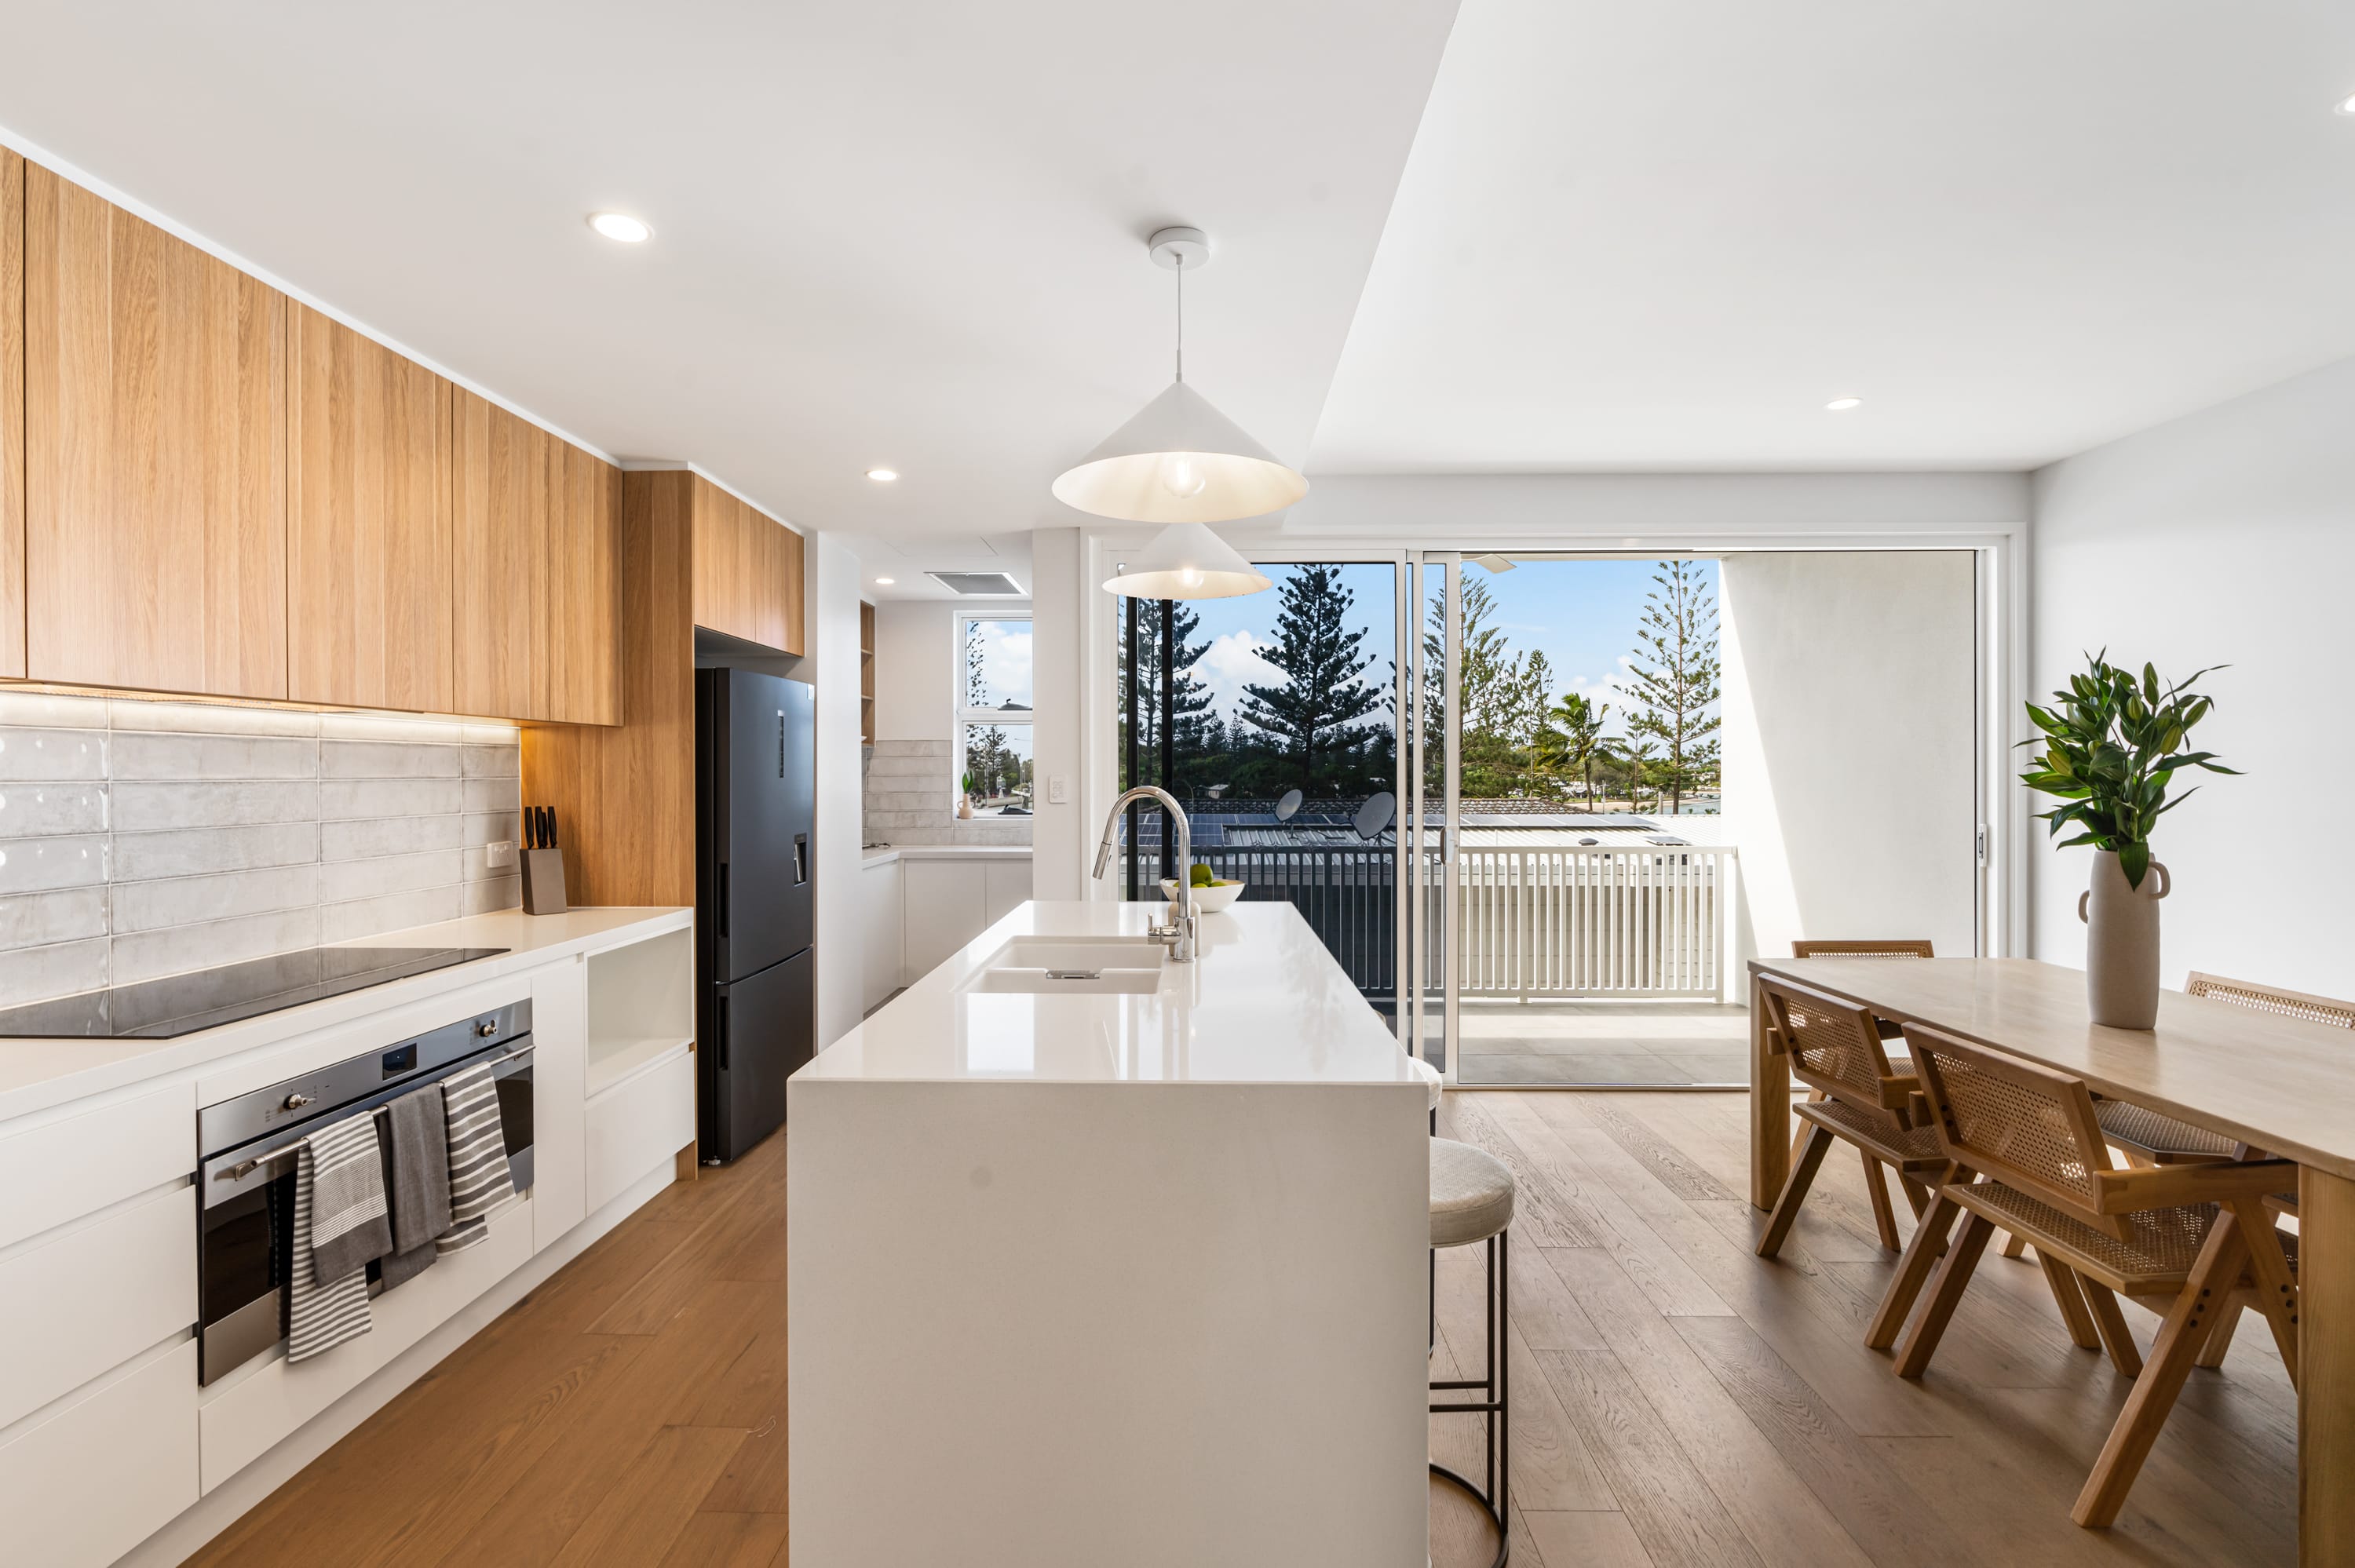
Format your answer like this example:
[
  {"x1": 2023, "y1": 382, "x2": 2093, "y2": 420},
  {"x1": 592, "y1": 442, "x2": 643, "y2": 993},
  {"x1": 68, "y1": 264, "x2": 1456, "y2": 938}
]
[{"x1": 114, "y1": 1151, "x2": 685, "y2": 1568}]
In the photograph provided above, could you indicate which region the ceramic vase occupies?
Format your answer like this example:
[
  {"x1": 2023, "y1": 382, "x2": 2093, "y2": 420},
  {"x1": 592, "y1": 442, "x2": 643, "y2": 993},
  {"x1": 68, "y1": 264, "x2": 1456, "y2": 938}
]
[{"x1": 2079, "y1": 848, "x2": 2171, "y2": 1029}]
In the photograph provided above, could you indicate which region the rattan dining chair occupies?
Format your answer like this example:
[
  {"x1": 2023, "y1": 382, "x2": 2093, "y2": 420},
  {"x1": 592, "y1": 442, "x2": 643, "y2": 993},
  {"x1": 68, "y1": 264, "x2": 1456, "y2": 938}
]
[
  {"x1": 1786, "y1": 940, "x2": 1937, "y2": 1249},
  {"x1": 1886, "y1": 1020, "x2": 2301, "y2": 1528}
]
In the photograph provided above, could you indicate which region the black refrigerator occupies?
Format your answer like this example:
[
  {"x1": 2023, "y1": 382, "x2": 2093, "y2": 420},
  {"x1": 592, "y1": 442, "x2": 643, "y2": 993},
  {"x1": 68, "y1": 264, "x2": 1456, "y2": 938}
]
[{"x1": 695, "y1": 669, "x2": 816, "y2": 1162}]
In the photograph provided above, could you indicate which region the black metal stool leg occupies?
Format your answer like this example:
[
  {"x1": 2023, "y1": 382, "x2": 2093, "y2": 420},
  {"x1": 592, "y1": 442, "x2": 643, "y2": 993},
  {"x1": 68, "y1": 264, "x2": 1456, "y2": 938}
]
[{"x1": 1429, "y1": 1227, "x2": 1510, "y2": 1567}]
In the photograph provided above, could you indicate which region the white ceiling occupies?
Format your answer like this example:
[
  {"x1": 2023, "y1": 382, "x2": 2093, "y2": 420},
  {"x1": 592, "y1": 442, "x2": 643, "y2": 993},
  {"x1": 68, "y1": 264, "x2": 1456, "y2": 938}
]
[
  {"x1": 6, "y1": 2, "x2": 2355, "y2": 546},
  {"x1": 1310, "y1": 0, "x2": 2355, "y2": 472},
  {"x1": 0, "y1": 0, "x2": 1457, "y2": 546}
]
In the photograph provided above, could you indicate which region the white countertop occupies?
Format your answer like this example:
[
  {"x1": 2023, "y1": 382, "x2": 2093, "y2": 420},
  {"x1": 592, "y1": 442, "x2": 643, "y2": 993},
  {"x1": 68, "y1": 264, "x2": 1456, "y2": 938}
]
[
  {"x1": 0, "y1": 906, "x2": 691, "y2": 1124},
  {"x1": 861, "y1": 844, "x2": 1033, "y2": 867},
  {"x1": 798, "y1": 900, "x2": 1415, "y2": 1085}
]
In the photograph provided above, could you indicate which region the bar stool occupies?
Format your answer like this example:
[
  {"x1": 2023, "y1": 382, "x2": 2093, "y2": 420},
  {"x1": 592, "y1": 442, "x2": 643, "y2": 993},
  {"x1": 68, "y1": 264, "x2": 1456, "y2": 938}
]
[{"x1": 1428, "y1": 1134, "x2": 1515, "y2": 1568}]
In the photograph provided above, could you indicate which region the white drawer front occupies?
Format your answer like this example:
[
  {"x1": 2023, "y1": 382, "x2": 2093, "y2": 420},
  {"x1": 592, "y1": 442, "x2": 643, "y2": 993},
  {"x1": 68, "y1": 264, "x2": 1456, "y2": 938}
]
[
  {"x1": 200, "y1": 1198, "x2": 533, "y2": 1493},
  {"x1": 0, "y1": 1081, "x2": 195, "y2": 1253},
  {"x1": 0, "y1": 1338, "x2": 199, "y2": 1568},
  {"x1": 585, "y1": 1046, "x2": 693, "y2": 1213},
  {"x1": 0, "y1": 1183, "x2": 196, "y2": 1432}
]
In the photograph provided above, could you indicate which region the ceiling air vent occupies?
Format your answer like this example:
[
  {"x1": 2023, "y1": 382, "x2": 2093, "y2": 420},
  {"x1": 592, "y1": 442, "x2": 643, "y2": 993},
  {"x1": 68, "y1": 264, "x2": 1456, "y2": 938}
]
[{"x1": 927, "y1": 571, "x2": 1025, "y2": 596}]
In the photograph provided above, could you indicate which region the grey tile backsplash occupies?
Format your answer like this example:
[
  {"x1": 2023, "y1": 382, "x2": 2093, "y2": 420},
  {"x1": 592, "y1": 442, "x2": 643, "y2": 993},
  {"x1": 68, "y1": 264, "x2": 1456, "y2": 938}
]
[
  {"x1": 0, "y1": 690, "x2": 523, "y2": 1006},
  {"x1": 861, "y1": 738, "x2": 1031, "y2": 848}
]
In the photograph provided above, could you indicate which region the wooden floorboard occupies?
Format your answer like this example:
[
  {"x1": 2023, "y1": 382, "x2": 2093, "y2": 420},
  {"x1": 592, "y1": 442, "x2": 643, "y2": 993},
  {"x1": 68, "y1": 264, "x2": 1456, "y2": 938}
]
[{"x1": 184, "y1": 1090, "x2": 2293, "y2": 1568}]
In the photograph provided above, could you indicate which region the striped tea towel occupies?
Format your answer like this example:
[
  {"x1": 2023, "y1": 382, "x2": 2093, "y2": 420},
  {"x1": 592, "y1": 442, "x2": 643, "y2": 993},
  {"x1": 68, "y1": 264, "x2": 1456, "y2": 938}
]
[
  {"x1": 288, "y1": 1123, "x2": 381, "y2": 1362},
  {"x1": 305, "y1": 1110, "x2": 393, "y2": 1284},
  {"x1": 436, "y1": 1062, "x2": 518, "y2": 1256}
]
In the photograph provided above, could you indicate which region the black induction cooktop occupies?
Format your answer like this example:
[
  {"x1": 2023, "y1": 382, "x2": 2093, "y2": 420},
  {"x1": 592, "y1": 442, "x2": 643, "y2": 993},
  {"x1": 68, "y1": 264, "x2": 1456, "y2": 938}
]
[{"x1": 0, "y1": 946, "x2": 511, "y2": 1040}]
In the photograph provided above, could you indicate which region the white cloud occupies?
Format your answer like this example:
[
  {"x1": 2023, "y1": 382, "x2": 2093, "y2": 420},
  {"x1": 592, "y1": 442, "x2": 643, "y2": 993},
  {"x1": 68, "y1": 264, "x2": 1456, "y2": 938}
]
[{"x1": 1186, "y1": 631, "x2": 1286, "y2": 717}]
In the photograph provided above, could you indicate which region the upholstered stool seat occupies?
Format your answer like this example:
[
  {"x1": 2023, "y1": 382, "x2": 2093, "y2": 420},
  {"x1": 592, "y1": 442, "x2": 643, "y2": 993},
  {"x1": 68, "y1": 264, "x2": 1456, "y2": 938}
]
[{"x1": 1429, "y1": 1138, "x2": 1515, "y2": 1249}]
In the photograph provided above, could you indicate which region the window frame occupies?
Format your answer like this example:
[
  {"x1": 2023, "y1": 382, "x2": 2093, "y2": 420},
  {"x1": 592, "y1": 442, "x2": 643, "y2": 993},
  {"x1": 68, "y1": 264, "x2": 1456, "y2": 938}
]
[{"x1": 955, "y1": 612, "x2": 1035, "y2": 818}]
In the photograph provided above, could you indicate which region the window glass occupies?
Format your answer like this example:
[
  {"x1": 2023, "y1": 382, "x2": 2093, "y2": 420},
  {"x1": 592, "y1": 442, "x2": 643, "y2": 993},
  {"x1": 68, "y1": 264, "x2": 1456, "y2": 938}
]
[
  {"x1": 962, "y1": 618, "x2": 1032, "y2": 714},
  {"x1": 961, "y1": 722, "x2": 1034, "y2": 815}
]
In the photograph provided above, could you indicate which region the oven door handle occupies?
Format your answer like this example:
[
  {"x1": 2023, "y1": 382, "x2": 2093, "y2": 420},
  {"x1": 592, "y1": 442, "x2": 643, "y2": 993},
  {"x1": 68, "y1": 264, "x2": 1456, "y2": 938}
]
[{"x1": 211, "y1": 1043, "x2": 536, "y2": 1183}]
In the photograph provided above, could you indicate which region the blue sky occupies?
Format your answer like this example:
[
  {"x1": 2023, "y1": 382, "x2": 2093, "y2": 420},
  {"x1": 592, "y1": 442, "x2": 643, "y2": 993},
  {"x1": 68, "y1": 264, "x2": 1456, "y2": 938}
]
[{"x1": 1181, "y1": 558, "x2": 1720, "y2": 727}]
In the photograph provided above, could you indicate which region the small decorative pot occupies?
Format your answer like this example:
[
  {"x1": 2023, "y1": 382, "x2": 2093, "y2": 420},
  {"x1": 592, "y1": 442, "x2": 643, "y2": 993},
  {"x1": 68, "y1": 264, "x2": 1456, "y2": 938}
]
[
  {"x1": 2079, "y1": 848, "x2": 2171, "y2": 1029},
  {"x1": 957, "y1": 797, "x2": 974, "y2": 820}
]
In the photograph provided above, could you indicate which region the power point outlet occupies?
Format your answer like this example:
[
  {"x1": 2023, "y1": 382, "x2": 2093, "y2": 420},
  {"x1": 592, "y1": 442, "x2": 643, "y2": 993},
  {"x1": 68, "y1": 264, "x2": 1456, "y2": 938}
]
[
  {"x1": 486, "y1": 840, "x2": 517, "y2": 870},
  {"x1": 1049, "y1": 775, "x2": 1070, "y2": 805}
]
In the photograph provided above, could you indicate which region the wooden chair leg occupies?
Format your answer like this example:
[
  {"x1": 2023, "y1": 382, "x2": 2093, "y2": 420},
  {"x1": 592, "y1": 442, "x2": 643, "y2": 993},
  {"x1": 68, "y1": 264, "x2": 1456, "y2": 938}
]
[
  {"x1": 2229, "y1": 1198, "x2": 2300, "y2": 1384},
  {"x1": 2193, "y1": 1291, "x2": 2246, "y2": 1369},
  {"x1": 1863, "y1": 1150, "x2": 1901, "y2": 1251},
  {"x1": 1897, "y1": 1212, "x2": 1996, "y2": 1377},
  {"x1": 1897, "y1": 1174, "x2": 1930, "y2": 1219},
  {"x1": 1868, "y1": 1192, "x2": 1957, "y2": 1349},
  {"x1": 2038, "y1": 1253, "x2": 2101, "y2": 1351},
  {"x1": 1758, "y1": 1124, "x2": 1835, "y2": 1259},
  {"x1": 1790, "y1": 1090, "x2": 1824, "y2": 1165},
  {"x1": 2073, "y1": 1210, "x2": 2252, "y2": 1527},
  {"x1": 2077, "y1": 1279, "x2": 2145, "y2": 1378},
  {"x1": 1999, "y1": 1230, "x2": 2030, "y2": 1259}
]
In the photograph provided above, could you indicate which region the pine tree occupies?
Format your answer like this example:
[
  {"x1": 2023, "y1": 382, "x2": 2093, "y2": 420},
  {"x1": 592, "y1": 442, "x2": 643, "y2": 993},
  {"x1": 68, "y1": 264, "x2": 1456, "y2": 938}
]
[
  {"x1": 1624, "y1": 561, "x2": 1722, "y2": 814},
  {"x1": 1117, "y1": 597, "x2": 1215, "y2": 790},
  {"x1": 1239, "y1": 565, "x2": 1386, "y2": 794}
]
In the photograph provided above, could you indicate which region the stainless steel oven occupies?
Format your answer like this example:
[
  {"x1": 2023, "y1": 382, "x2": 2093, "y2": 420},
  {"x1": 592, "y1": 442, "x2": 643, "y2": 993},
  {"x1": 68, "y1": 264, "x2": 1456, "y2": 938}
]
[{"x1": 195, "y1": 1001, "x2": 535, "y2": 1385}]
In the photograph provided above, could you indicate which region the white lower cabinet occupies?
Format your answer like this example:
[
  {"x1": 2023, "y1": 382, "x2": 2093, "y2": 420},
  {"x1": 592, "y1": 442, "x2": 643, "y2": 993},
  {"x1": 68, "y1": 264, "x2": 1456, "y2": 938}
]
[
  {"x1": 584, "y1": 1045, "x2": 694, "y2": 1213},
  {"x1": 860, "y1": 859, "x2": 904, "y2": 1012},
  {"x1": 0, "y1": 1338, "x2": 199, "y2": 1568},
  {"x1": 0, "y1": 1183, "x2": 196, "y2": 1432},
  {"x1": 900, "y1": 855, "x2": 1032, "y2": 983}
]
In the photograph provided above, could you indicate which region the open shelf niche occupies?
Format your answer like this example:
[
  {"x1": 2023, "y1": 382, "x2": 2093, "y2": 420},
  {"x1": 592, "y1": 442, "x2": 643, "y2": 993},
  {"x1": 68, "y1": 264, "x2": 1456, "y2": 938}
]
[{"x1": 584, "y1": 924, "x2": 694, "y2": 1100}]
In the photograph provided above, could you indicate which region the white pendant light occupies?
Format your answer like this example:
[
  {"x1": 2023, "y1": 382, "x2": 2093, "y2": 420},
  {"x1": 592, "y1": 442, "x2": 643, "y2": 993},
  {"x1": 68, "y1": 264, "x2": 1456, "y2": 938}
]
[
  {"x1": 1102, "y1": 522, "x2": 1272, "y2": 600},
  {"x1": 1053, "y1": 227, "x2": 1309, "y2": 527}
]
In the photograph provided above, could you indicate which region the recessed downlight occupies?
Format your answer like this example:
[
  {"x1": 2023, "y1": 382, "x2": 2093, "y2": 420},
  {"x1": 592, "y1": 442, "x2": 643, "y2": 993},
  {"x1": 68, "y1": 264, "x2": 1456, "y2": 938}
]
[
  {"x1": 874, "y1": 577, "x2": 896, "y2": 585},
  {"x1": 1824, "y1": 396, "x2": 1864, "y2": 412},
  {"x1": 867, "y1": 468, "x2": 900, "y2": 483},
  {"x1": 588, "y1": 212, "x2": 652, "y2": 243},
  {"x1": 2338, "y1": 91, "x2": 2355, "y2": 116}
]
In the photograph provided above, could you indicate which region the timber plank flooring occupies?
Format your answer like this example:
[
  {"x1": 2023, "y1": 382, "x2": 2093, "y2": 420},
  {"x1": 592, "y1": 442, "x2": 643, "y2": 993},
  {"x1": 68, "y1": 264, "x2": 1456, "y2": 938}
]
[{"x1": 189, "y1": 1092, "x2": 2293, "y2": 1568}]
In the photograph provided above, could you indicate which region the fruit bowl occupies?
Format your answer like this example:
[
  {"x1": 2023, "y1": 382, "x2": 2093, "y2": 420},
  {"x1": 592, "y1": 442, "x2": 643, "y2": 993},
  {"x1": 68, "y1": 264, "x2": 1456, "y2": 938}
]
[{"x1": 1160, "y1": 877, "x2": 1246, "y2": 913}]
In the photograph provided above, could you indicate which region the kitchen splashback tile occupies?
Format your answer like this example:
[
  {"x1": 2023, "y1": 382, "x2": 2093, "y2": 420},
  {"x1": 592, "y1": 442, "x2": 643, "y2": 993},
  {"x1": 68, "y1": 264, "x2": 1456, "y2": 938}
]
[
  {"x1": 111, "y1": 732, "x2": 319, "y2": 781},
  {"x1": 322, "y1": 778, "x2": 467, "y2": 821},
  {"x1": 0, "y1": 836, "x2": 110, "y2": 894},
  {"x1": 319, "y1": 713, "x2": 468, "y2": 745},
  {"x1": 463, "y1": 875, "x2": 522, "y2": 916},
  {"x1": 0, "y1": 786, "x2": 108, "y2": 841},
  {"x1": 0, "y1": 729, "x2": 109, "y2": 782},
  {"x1": 323, "y1": 739, "x2": 466, "y2": 779},
  {"x1": 319, "y1": 848, "x2": 466, "y2": 904},
  {"x1": 114, "y1": 822, "x2": 319, "y2": 881},
  {"x1": 323, "y1": 815, "x2": 465, "y2": 861},
  {"x1": 0, "y1": 888, "x2": 110, "y2": 950},
  {"x1": 105, "y1": 698, "x2": 320, "y2": 738},
  {"x1": 460, "y1": 744, "x2": 520, "y2": 779},
  {"x1": 0, "y1": 691, "x2": 109, "y2": 730},
  {"x1": 463, "y1": 777, "x2": 522, "y2": 815},
  {"x1": 109, "y1": 780, "x2": 319, "y2": 832},
  {"x1": 319, "y1": 886, "x2": 461, "y2": 943},
  {"x1": 111, "y1": 865, "x2": 319, "y2": 935},
  {"x1": 0, "y1": 937, "x2": 111, "y2": 1002}
]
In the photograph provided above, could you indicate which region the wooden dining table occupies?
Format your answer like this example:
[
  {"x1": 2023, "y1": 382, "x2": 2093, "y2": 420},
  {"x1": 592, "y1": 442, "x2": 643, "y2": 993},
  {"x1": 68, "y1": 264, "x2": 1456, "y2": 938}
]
[{"x1": 1747, "y1": 955, "x2": 2353, "y2": 1566}]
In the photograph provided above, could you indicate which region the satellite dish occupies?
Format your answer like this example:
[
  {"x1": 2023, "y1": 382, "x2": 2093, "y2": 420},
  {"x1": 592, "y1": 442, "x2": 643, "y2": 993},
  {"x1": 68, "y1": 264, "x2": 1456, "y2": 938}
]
[
  {"x1": 1353, "y1": 792, "x2": 1397, "y2": 840},
  {"x1": 1274, "y1": 789, "x2": 1303, "y2": 822}
]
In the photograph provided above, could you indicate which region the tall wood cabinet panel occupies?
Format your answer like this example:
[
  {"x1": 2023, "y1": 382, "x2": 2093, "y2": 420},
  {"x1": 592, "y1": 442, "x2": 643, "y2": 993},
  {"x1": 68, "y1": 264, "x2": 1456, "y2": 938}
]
[
  {"x1": 287, "y1": 304, "x2": 453, "y2": 712},
  {"x1": 23, "y1": 166, "x2": 287, "y2": 698},
  {"x1": 452, "y1": 389, "x2": 619, "y2": 724},
  {"x1": 689, "y1": 477, "x2": 803, "y2": 655},
  {"x1": 1, "y1": 149, "x2": 24, "y2": 679}
]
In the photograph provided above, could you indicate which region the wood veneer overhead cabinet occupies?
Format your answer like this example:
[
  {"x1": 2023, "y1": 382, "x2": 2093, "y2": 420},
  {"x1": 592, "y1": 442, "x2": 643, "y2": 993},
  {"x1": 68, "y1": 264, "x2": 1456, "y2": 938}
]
[
  {"x1": 453, "y1": 389, "x2": 621, "y2": 725},
  {"x1": 23, "y1": 163, "x2": 287, "y2": 699},
  {"x1": 524, "y1": 469, "x2": 695, "y2": 906},
  {"x1": 0, "y1": 149, "x2": 23, "y2": 680},
  {"x1": 690, "y1": 478, "x2": 803, "y2": 655},
  {"x1": 286, "y1": 303, "x2": 454, "y2": 712}
]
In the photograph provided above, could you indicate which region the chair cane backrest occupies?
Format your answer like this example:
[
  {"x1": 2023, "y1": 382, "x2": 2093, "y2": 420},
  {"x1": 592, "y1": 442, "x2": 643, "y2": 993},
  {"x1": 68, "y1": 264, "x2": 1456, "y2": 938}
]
[
  {"x1": 1900, "y1": 1021, "x2": 2127, "y2": 1237},
  {"x1": 1757, "y1": 975, "x2": 1907, "y2": 1111},
  {"x1": 2187, "y1": 972, "x2": 2355, "y2": 1031},
  {"x1": 1791, "y1": 939, "x2": 1935, "y2": 959}
]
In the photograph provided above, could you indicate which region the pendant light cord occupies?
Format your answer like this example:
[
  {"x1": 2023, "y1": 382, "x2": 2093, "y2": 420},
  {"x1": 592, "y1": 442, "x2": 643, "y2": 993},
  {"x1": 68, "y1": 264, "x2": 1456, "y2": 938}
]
[{"x1": 1174, "y1": 255, "x2": 1185, "y2": 383}]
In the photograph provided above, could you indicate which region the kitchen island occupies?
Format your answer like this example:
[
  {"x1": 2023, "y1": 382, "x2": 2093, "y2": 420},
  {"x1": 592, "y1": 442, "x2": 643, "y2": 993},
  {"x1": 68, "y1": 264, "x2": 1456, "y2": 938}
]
[{"x1": 787, "y1": 899, "x2": 1429, "y2": 1567}]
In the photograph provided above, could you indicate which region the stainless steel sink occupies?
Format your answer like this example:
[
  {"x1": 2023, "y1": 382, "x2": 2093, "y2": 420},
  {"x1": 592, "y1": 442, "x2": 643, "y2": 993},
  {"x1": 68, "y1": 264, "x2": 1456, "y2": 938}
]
[{"x1": 963, "y1": 937, "x2": 1168, "y2": 994}]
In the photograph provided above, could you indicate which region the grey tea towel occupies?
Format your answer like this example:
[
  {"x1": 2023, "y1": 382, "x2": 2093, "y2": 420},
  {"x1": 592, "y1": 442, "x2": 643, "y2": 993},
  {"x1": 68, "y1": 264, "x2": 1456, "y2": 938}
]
[
  {"x1": 379, "y1": 1085, "x2": 452, "y2": 1289},
  {"x1": 288, "y1": 1119, "x2": 382, "y2": 1362},
  {"x1": 306, "y1": 1111, "x2": 392, "y2": 1284}
]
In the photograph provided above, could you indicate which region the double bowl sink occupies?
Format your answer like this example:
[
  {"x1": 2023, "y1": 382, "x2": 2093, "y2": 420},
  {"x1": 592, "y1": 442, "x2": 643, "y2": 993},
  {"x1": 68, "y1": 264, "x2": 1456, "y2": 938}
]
[{"x1": 962, "y1": 936, "x2": 1170, "y2": 994}]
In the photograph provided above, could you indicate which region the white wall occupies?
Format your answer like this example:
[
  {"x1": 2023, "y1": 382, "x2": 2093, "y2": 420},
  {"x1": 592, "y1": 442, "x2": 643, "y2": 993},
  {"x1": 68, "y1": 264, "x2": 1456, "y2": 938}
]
[
  {"x1": 810, "y1": 533, "x2": 867, "y2": 1048},
  {"x1": 2031, "y1": 353, "x2": 2355, "y2": 996},
  {"x1": 872, "y1": 598, "x2": 1034, "y2": 743},
  {"x1": 1028, "y1": 531, "x2": 1084, "y2": 899},
  {"x1": 1721, "y1": 552, "x2": 1981, "y2": 967}
]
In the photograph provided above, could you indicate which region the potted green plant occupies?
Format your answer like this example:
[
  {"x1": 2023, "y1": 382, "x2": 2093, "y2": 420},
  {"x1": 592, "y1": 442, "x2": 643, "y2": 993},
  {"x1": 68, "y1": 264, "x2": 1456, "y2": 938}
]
[{"x1": 2019, "y1": 654, "x2": 2235, "y2": 1027}]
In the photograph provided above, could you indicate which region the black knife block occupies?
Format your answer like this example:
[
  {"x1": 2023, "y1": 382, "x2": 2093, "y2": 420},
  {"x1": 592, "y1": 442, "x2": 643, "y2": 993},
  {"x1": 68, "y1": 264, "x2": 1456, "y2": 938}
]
[{"x1": 521, "y1": 847, "x2": 569, "y2": 915}]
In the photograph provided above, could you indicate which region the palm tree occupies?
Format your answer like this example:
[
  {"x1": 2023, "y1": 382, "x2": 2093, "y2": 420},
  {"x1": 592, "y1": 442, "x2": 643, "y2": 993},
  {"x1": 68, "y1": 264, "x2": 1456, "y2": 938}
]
[{"x1": 1539, "y1": 691, "x2": 1619, "y2": 811}]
